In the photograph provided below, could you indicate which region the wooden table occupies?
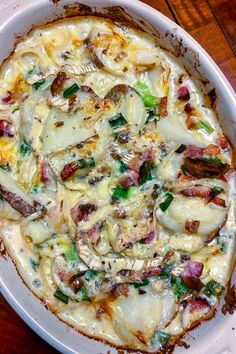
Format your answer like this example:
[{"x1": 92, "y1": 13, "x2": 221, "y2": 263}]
[{"x1": 0, "y1": 1, "x2": 235, "y2": 353}]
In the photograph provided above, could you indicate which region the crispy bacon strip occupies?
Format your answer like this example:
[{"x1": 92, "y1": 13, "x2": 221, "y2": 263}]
[
  {"x1": 108, "y1": 283, "x2": 129, "y2": 300},
  {"x1": 181, "y1": 186, "x2": 211, "y2": 198},
  {"x1": 51, "y1": 71, "x2": 67, "y2": 95},
  {"x1": 160, "y1": 96, "x2": 168, "y2": 117},
  {"x1": 71, "y1": 203, "x2": 97, "y2": 224},
  {"x1": 61, "y1": 161, "x2": 80, "y2": 181},
  {"x1": 185, "y1": 157, "x2": 230, "y2": 178}
]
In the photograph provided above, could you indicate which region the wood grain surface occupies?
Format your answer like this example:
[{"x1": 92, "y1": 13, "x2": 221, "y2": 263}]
[{"x1": 0, "y1": 1, "x2": 235, "y2": 353}]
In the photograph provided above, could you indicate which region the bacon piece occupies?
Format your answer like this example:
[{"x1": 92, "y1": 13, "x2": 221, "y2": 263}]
[
  {"x1": 109, "y1": 284, "x2": 129, "y2": 300},
  {"x1": 203, "y1": 144, "x2": 220, "y2": 156},
  {"x1": 71, "y1": 203, "x2": 97, "y2": 224},
  {"x1": 68, "y1": 94, "x2": 77, "y2": 112},
  {"x1": 177, "y1": 173, "x2": 193, "y2": 182},
  {"x1": 211, "y1": 196, "x2": 226, "y2": 208},
  {"x1": 178, "y1": 86, "x2": 190, "y2": 101},
  {"x1": 40, "y1": 161, "x2": 51, "y2": 183},
  {"x1": 96, "y1": 305, "x2": 106, "y2": 319},
  {"x1": 80, "y1": 85, "x2": 94, "y2": 93},
  {"x1": 217, "y1": 136, "x2": 229, "y2": 150},
  {"x1": 185, "y1": 220, "x2": 200, "y2": 233},
  {"x1": 218, "y1": 168, "x2": 235, "y2": 182},
  {"x1": 182, "y1": 260, "x2": 203, "y2": 278},
  {"x1": 182, "y1": 298, "x2": 211, "y2": 330},
  {"x1": 61, "y1": 161, "x2": 80, "y2": 181},
  {"x1": 1, "y1": 91, "x2": 14, "y2": 104},
  {"x1": 181, "y1": 186, "x2": 211, "y2": 198},
  {"x1": 143, "y1": 148, "x2": 155, "y2": 162},
  {"x1": 184, "y1": 103, "x2": 194, "y2": 114},
  {"x1": 141, "y1": 267, "x2": 161, "y2": 278},
  {"x1": 143, "y1": 231, "x2": 156, "y2": 244},
  {"x1": 0, "y1": 120, "x2": 14, "y2": 137},
  {"x1": 119, "y1": 176, "x2": 135, "y2": 188},
  {"x1": 186, "y1": 116, "x2": 198, "y2": 130},
  {"x1": 69, "y1": 276, "x2": 84, "y2": 293},
  {"x1": 185, "y1": 157, "x2": 230, "y2": 178},
  {"x1": 51, "y1": 71, "x2": 67, "y2": 95},
  {"x1": 160, "y1": 96, "x2": 168, "y2": 117},
  {"x1": 54, "y1": 121, "x2": 64, "y2": 128},
  {"x1": 185, "y1": 145, "x2": 204, "y2": 159}
]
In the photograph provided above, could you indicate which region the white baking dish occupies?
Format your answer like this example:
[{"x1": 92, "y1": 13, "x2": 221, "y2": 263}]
[{"x1": 0, "y1": 1, "x2": 236, "y2": 353}]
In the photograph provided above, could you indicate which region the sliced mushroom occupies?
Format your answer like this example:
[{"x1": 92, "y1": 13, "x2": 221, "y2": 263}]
[
  {"x1": 0, "y1": 169, "x2": 44, "y2": 217},
  {"x1": 184, "y1": 157, "x2": 230, "y2": 178}
]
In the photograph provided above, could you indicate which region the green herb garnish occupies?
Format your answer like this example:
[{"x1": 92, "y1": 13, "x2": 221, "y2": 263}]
[
  {"x1": 202, "y1": 280, "x2": 224, "y2": 298},
  {"x1": 113, "y1": 186, "x2": 135, "y2": 199},
  {"x1": 212, "y1": 186, "x2": 224, "y2": 194},
  {"x1": 79, "y1": 286, "x2": 90, "y2": 301},
  {"x1": 33, "y1": 79, "x2": 45, "y2": 91},
  {"x1": 63, "y1": 83, "x2": 80, "y2": 98},
  {"x1": 139, "y1": 161, "x2": 155, "y2": 184},
  {"x1": 196, "y1": 120, "x2": 214, "y2": 134},
  {"x1": 201, "y1": 156, "x2": 221, "y2": 163},
  {"x1": 150, "y1": 330, "x2": 171, "y2": 348},
  {"x1": 65, "y1": 243, "x2": 79, "y2": 262},
  {"x1": 159, "y1": 193, "x2": 174, "y2": 212},
  {"x1": 133, "y1": 278, "x2": 150, "y2": 288},
  {"x1": 85, "y1": 270, "x2": 98, "y2": 281},
  {"x1": 54, "y1": 289, "x2": 69, "y2": 304},
  {"x1": 78, "y1": 157, "x2": 95, "y2": 169},
  {"x1": 171, "y1": 276, "x2": 189, "y2": 299},
  {"x1": 109, "y1": 113, "x2": 127, "y2": 130},
  {"x1": 30, "y1": 258, "x2": 40, "y2": 272},
  {"x1": 119, "y1": 161, "x2": 128, "y2": 173},
  {"x1": 175, "y1": 144, "x2": 187, "y2": 154},
  {"x1": 20, "y1": 140, "x2": 31, "y2": 156},
  {"x1": 135, "y1": 81, "x2": 158, "y2": 108}
]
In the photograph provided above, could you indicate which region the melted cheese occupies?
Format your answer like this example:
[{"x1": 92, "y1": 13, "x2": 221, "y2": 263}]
[{"x1": 0, "y1": 16, "x2": 235, "y2": 354}]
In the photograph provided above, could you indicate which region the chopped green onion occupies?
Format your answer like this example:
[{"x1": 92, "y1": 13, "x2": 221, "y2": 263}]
[
  {"x1": 171, "y1": 277, "x2": 189, "y2": 299},
  {"x1": 32, "y1": 185, "x2": 39, "y2": 194},
  {"x1": 159, "y1": 193, "x2": 174, "y2": 212},
  {"x1": 146, "y1": 111, "x2": 157, "y2": 123},
  {"x1": 85, "y1": 270, "x2": 98, "y2": 281},
  {"x1": 181, "y1": 164, "x2": 187, "y2": 174},
  {"x1": 196, "y1": 120, "x2": 214, "y2": 134},
  {"x1": 54, "y1": 289, "x2": 69, "y2": 304},
  {"x1": 0, "y1": 163, "x2": 11, "y2": 171},
  {"x1": 135, "y1": 81, "x2": 158, "y2": 108},
  {"x1": 63, "y1": 83, "x2": 80, "y2": 98},
  {"x1": 139, "y1": 161, "x2": 155, "y2": 184},
  {"x1": 79, "y1": 286, "x2": 90, "y2": 301},
  {"x1": 119, "y1": 161, "x2": 128, "y2": 173},
  {"x1": 201, "y1": 156, "x2": 221, "y2": 164},
  {"x1": 12, "y1": 107, "x2": 20, "y2": 113},
  {"x1": 20, "y1": 140, "x2": 31, "y2": 156},
  {"x1": 30, "y1": 258, "x2": 40, "y2": 272},
  {"x1": 78, "y1": 157, "x2": 95, "y2": 169},
  {"x1": 65, "y1": 243, "x2": 79, "y2": 262},
  {"x1": 109, "y1": 113, "x2": 127, "y2": 130},
  {"x1": 133, "y1": 278, "x2": 150, "y2": 288},
  {"x1": 113, "y1": 186, "x2": 135, "y2": 199},
  {"x1": 175, "y1": 144, "x2": 187, "y2": 154},
  {"x1": 212, "y1": 186, "x2": 224, "y2": 195},
  {"x1": 33, "y1": 79, "x2": 45, "y2": 91},
  {"x1": 150, "y1": 330, "x2": 171, "y2": 348},
  {"x1": 202, "y1": 280, "x2": 224, "y2": 298}
]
